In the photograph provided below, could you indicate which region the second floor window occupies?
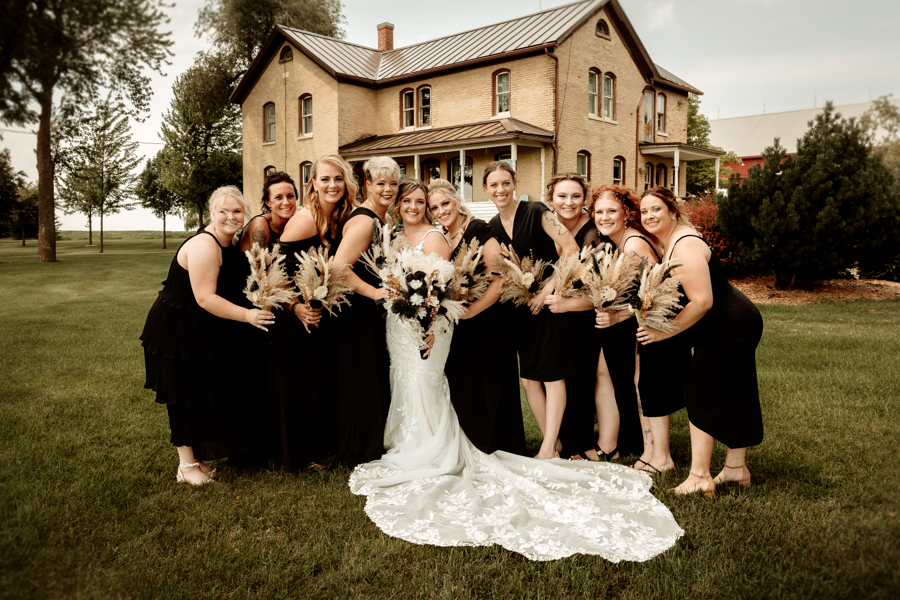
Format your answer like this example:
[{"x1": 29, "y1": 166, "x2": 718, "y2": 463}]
[
  {"x1": 495, "y1": 71, "x2": 510, "y2": 115},
  {"x1": 419, "y1": 87, "x2": 431, "y2": 126},
  {"x1": 300, "y1": 95, "x2": 313, "y2": 135},
  {"x1": 588, "y1": 71, "x2": 599, "y2": 116},
  {"x1": 603, "y1": 74, "x2": 615, "y2": 119},
  {"x1": 264, "y1": 103, "x2": 276, "y2": 142},
  {"x1": 657, "y1": 93, "x2": 666, "y2": 133},
  {"x1": 402, "y1": 90, "x2": 414, "y2": 128}
]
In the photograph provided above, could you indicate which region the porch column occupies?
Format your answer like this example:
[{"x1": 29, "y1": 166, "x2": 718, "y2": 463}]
[
  {"x1": 512, "y1": 142, "x2": 518, "y2": 200},
  {"x1": 673, "y1": 148, "x2": 680, "y2": 197},
  {"x1": 715, "y1": 157, "x2": 720, "y2": 193},
  {"x1": 459, "y1": 149, "x2": 466, "y2": 199},
  {"x1": 414, "y1": 154, "x2": 420, "y2": 179},
  {"x1": 540, "y1": 146, "x2": 546, "y2": 203}
]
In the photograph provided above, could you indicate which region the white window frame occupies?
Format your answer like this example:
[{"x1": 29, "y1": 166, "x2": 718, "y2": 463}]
[
  {"x1": 657, "y1": 93, "x2": 666, "y2": 134},
  {"x1": 588, "y1": 71, "x2": 599, "y2": 116},
  {"x1": 418, "y1": 87, "x2": 431, "y2": 127},
  {"x1": 264, "y1": 103, "x2": 276, "y2": 143},
  {"x1": 301, "y1": 162, "x2": 312, "y2": 191},
  {"x1": 576, "y1": 152, "x2": 589, "y2": 179},
  {"x1": 402, "y1": 90, "x2": 415, "y2": 129},
  {"x1": 613, "y1": 158, "x2": 623, "y2": 185},
  {"x1": 603, "y1": 75, "x2": 614, "y2": 119},
  {"x1": 300, "y1": 95, "x2": 313, "y2": 136},
  {"x1": 495, "y1": 71, "x2": 510, "y2": 116}
]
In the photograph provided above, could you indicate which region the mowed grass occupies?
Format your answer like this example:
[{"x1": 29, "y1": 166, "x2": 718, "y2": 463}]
[{"x1": 1, "y1": 236, "x2": 899, "y2": 599}]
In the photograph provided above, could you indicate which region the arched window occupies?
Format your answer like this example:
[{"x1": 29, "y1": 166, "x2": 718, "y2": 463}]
[
  {"x1": 613, "y1": 157, "x2": 625, "y2": 185},
  {"x1": 595, "y1": 19, "x2": 610, "y2": 38},
  {"x1": 603, "y1": 73, "x2": 616, "y2": 119},
  {"x1": 588, "y1": 69, "x2": 600, "y2": 116},
  {"x1": 655, "y1": 164, "x2": 667, "y2": 188},
  {"x1": 493, "y1": 69, "x2": 511, "y2": 116},
  {"x1": 263, "y1": 103, "x2": 276, "y2": 142},
  {"x1": 417, "y1": 86, "x2": 432, "y2": 127},
  {"x1": 656, "y1": 93, "x2": 666, "y2": 134},
  {"x1": 421, "y1": 158, "x2": 440, "y2": 184},
  {"x1": 300, "y1": 161, "x2": 312, "y2": 191},
  {"x1": 400, "y1": 88, "x2": 414, "y2": 129},
  {"x1": 644, "y1": 162, "x2": 653, "y2": 190},
  {"x1": 299, "y1": 94, "x2": 312, "y2": 135},
  {"x1": 642, "y1": 89, "x2": 655, "y2": 142},
  {"x1": 448, "y1": 156, "x2": 474, "y2": 199},
  {"x1": 279, "y1": 46, "x2": 293, "y2": 63},
  {"x1": 576, "y1": 151, "x2": 591, "y2": 181},
  {"x1": 264, "y1": 165, "x2": 277, "y2": 178}
]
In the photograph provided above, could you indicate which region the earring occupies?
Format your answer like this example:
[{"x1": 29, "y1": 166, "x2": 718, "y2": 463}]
[
  {"x1": 671, "y1": 216, "x2": 676, "y2": 221},
  {"x1": 581, "y1": 206, "x2": 588, "y2": 214}
]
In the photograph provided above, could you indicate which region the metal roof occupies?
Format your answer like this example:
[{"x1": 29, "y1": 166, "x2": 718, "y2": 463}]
[
  {"x1": 709, "y1": 98, "x2": 900, "y2": 157},
  {"x1": 653, "y1": 64, "x2": 702, "y2": 95},
  {"x1": 339, "y1": 118, "x2": 554, "y2": 157}
]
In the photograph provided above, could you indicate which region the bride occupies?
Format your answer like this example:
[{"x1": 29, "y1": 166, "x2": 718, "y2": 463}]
[{"x1": 350, "y1": 179, "x2": 683, "y2": 562}]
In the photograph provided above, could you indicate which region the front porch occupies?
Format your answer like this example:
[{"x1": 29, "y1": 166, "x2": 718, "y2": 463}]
[{"x1": 639, "y1": 142, "x2": 725, "y2": 197}]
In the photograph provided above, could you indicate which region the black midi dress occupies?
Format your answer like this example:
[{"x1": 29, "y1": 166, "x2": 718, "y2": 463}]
[
  {"x1": 267, "y1": 232, "x2": 341, "y2": 470},
  {"x1": 335, "y1": 208, "x2": 392, "y2": 465},
  {"x1": 444, "y1": 219, "x2": 527, "y2": 455},
  {"x1": 141, "y1": 230, "x2": 257, "y2": 461},
  {"x1": 489, "y1": 201, "x2": 580, "y2": 382}
]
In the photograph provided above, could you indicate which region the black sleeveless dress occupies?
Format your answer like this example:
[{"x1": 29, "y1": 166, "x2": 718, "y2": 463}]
[
  {"x1": 489, "y1": 201, "x2": 580, "y2": 382},
  {"x1": 244, "y1": 214, "x2": 282, "y2": 246},
  {"x1": 335, "y1": 207, "x2": 392, "y2": 465},
  {"x1": 140, "y1": 230, "x2": 257, "y2": 460},
  {"x1": 557, "y1": 221, "x2": 604, "y2": 456},
  {"x1": 444, "y1": 219, "x2": 527, "y2": 455},
  {"x1": 677, "y1": 237, "x2": 765, "y2": 448},
  {"x1": 266, "y1": 231, "x2": 341, "y2": 470}
]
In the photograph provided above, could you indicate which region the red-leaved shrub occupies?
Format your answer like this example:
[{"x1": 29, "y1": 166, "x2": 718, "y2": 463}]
[{"x1": 685, "y1": 194, "x2": 739, "y2": 272}]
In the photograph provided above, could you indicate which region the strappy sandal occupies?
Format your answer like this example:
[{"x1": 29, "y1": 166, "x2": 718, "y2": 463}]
[
  {"x1": 633, "y1": 458, "x2": 663, "y2": 474},
  {"x1": 595, "y1": 444, "x2": 618, "y2": 462},
  {"x1": 176, "y1": 462, "x2": 215, "y2": 486}
]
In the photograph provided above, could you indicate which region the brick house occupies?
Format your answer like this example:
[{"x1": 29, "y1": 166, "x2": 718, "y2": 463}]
[{"x1": 230, "y1": 0, "x2": 723, "y2": 215}]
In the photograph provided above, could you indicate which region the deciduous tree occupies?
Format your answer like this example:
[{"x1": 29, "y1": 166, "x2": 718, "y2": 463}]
[
  {"x1": 136, "y1": 152, "x2": 181, "y2": 249},
  {"x1": 685, "y1": 94, "x2": 736, "y2": 196}
]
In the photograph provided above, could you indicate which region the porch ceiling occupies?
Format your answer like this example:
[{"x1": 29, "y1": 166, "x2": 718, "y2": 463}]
[
  {"x1": 639, "y1": 142, "x2": 724, "y2": 161},
  {"x1": 339, "y1": 118, "x2": 553, "y2": 157}
]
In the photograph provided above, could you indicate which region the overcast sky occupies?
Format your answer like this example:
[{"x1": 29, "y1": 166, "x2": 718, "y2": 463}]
[{"x1": 4, "y1": 0, "x2": 898, "y2": 230}]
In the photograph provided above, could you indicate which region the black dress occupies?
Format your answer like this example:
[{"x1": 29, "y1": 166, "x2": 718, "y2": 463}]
[
  {"x1": 489, "y1": 201, "x2": 580, "y2": 382},
  {"x1": 141, "y1": 230, "x2": 257, "y2": 461},
  {"x1": 444, "y1": 219, "x2": 527, "y2": 455},
  {"x1": 678, "y1": 237, "x2": 765, "y2": 448},
  {"x1": 335, "y1": 208, "x2": 392, "y2": 465},
  {"x1": 557, "y1": 221, "x2": 604, "y2": 457},
  {"x1": 266, "y1": 232, "x2": 341, "y2": 470}
]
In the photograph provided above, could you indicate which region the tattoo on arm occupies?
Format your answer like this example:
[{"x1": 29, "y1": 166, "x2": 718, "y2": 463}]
[
  {"x1": 543, "y1": 213, "x2": 569, "y2": 237},
  {"x1": 252, "y1": 227, "x2": 267, "y2": 246}
]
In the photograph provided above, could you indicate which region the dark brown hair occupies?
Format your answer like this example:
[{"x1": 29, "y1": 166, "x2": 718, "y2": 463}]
[
  {"x1": 261, "y1": 171, "x2": 298, "y2": 214},
  {"x1": 546, "y1": 172, "x2": 590, "y2": 207},
  {"x1": 390, "y1": 178, "x2": 432, "y2": 224},
  {"x1": 640, "y1": 185, "x2": 694, "y2": 227}
]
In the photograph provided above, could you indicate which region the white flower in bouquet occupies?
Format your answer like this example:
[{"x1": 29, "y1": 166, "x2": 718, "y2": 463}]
[
  {"x1": 522, "y1": 273, "x2": 535, "y2": 286},
  {"x1": 313, "y1": 285, "x2": 328, "y2": 300}
]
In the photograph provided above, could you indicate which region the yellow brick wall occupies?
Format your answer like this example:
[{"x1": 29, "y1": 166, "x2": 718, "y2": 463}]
[{"x1": 338, "y1": 82, "x2": 378, "y2": 147}]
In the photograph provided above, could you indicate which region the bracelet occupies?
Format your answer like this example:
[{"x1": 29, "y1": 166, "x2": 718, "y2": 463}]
[{"x1": 289, "y1": 301, "x2": 300, "y2": 314}]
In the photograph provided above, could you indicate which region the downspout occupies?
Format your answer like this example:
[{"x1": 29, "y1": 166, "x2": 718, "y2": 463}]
[
  {"x1": 545, "y1": 47, "x2": 559, "y2": 175},
  {"x1": 635, "y1": 93, "x2": 643, "y2": 189}
]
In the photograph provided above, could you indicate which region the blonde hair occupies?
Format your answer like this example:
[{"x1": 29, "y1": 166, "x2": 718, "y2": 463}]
[
  {"x1": 427, "y1": 179, "x2": 472, "y2": 219},
  {"x1": 303, "y1": 155, "x2": 358, "y2": 246},
  {"x1": 208, "y1": 186, "x2": 249, "y2": 225},
  {"x1": 363, "y1": 156, "x2": 401, "y2": 186},
  {"x1": 389, "y1": 178, "x2": 430, "y2": 224}
]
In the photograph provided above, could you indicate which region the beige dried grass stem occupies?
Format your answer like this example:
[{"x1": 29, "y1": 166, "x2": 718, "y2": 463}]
[
  {"x1": 292, "y1": 246, "x2": 355, "y2": 316},
  {"x1": 633, "y1": 260, "x2": 684, "y2": 332},
  {"x1": 243, "y1": 243, "x2": 295, "y2": 312},
  {"x1": 494, "y1": 244, "x2": 550, "y2": 306}
]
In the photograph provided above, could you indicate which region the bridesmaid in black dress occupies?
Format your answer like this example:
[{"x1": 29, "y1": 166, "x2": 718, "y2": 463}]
[
  {"x1": 637, "y1": 186, "x2": 764, "y2": 498},
  {"x1": 238, "y1": 170, "x2": 297, "y2": 252},
  {"x1": 541, "y1": 173, "x2": 605, "y2": 462},
  {"x1": 591, "y1": 185, "x2": 661, "y2": 466},
  {"x1": 268, "y1": 157, "x2": 357, "y2": 470},
  {"x1": 332, "y1": 156, "x2": 399, "y2": 465},
  {"x1": 426, "y1": 179, "x2": 527, "y2": 455},
  {"x1": 141, "y1": 187, "x2": 274, "y2": 485},
  {"x1": 485, "y1": 161, "x2": 580, "y2": 460}
]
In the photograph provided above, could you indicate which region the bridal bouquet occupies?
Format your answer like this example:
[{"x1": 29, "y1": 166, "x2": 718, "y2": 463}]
[
  {"x1": 552, "y1": 246, "x2": 593, "y2": 300},
  {"x1": 585, "y1": 243, "x2": 641, "y2": 313},
  {"x1": 292, "y1": 246, "x2": 355, "y2": 316},
  {"x1": 448, "y1": 239, "x2": 492, "y2": 306},
  {"x1": 244, "y1": 243, "x2": 295, "y2": 311},
  {"x1": 631, "y1": 259, "x2": 684, "y2": 332},
  {"x1": 494, "y1": 244, "x2": 551, "y2": 306}
]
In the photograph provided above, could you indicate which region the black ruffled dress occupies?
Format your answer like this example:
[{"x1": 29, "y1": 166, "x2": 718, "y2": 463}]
[{"x1": 141, "y1": 230, "x2": 257, "y2": 460}]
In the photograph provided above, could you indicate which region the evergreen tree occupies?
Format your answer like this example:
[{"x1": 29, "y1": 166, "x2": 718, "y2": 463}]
[
  {"x1": 4, "y1": 181, "x2": 39, "y2": 245},
  {"x1": 0, "y1": 148, "x2": 25, "y2": 228},
  {"x1": 136, "y1": 152, "x2": 181, "y2": 249},
  {"x1": 718, "y1": 103, "x2": 900, "y2": 288},
  {"x1": 58, "y1": 94, "x2": 141, "y2": 253},
  {"x1": 685, "y1": 94, "x2": 737, "y2": 196},
  {"x1": 0, "y1": 0, "x2": 172, "y2": 262}
]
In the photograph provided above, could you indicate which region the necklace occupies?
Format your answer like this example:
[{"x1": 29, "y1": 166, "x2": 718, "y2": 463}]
[
  {"x1": 448, "y1": 217, "x2": 469, "y2": 240},
  {"x1": 364, "y1": 198, "x2": 386, "y2": 221}
]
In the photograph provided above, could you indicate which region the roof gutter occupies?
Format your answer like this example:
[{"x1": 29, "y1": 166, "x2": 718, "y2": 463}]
[
  {"x1": 650, "y1": 77, "x2": 702, "y2": 96},
  {"x1": 545, "y1": 47, "x2": 559, "y2": 175}
]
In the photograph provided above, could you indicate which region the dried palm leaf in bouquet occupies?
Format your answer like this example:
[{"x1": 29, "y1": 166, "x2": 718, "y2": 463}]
[
  {"x1": 292, "y1": 246, "x2": 355, "y2": 316},
  {"x1": 632, "y1": 259, "x2": 684, "y2": 333},
  {"x1": 552, "y1": 245, "x2": 593, "y2": 300},
  {"x1": 585, "y1": 243, "x2": 641, "y2": 313},
  {"x1": 494, "y1": 244, "x2": 551, "y2": 306},
  {"x1": 448, "y1": 239, "x2": 492, "y2": 306},
  {"x1": 244, "y1": 242, "x2": 295, "y2": 311},
  {"x1": 360, "y1": 219, "x2": 403, "y2": 277}
]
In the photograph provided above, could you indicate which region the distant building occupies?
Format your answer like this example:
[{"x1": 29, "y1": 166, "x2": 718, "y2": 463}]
[
  {"x1": 709, "y1": 98, "x2": 900, "y2": 182},
  {"x1": 230, "y1": 0, "x2": 723, "y2": 215}
]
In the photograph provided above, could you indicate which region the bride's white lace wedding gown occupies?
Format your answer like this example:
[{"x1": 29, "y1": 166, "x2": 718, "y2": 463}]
[{"x1": 349, "y1": 255, "x2": 683, "y2": 562}]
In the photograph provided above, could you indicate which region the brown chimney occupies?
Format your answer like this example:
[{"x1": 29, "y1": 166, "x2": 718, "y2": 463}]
[{"x1": 377, "y1": 22, "x2": 394, "y2": 52}]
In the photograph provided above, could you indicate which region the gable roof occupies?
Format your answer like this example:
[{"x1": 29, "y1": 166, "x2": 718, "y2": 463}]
[
  {"x1": 709, "y1": 98, "x2": 900, "y2": 157},
  {"x1": 231, "y1": 0, "x2": 699, "y2": 103}
]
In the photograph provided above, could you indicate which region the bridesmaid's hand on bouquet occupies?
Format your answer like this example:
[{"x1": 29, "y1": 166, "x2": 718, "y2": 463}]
[
  {"x1": 544, "y1": 294, "x2": 571, "y2": 314},
  {"x1": 636, "y1": 325, "x2": 668, "y2": 345},
  {"x1": 293, "y1": 303, "x2": 322, "y2": 333},
  {"x1": 245, "y1": 308, "x2": 275, "y2": 331},
  {"x1": 595, "y1": 308, "x2": 631, "y2": 329}
]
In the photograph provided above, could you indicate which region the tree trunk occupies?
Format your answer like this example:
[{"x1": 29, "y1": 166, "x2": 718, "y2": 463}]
[
  {"x1": 88, "y1": 212, "x2": 93, "y2": 246},
  {"x1": 20, "y1": 226, "x2": 25, "y2": 246},
  {"x1": 162, "y1": 213, "x2": 167, "y2": 249},
  {"x1": 36, "y1": 94, "x2": 56, "y2": 262},
  {"x1": 100, "y1": 209, "x2": 104, "y2": 253}
]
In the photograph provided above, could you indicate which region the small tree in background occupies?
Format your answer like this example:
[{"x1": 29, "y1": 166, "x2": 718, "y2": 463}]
[
  {"x1": 718, "y1": 103, "x2": 900, "y2": 288},
  {"x1": 0, "y1": 148, "x2": 25, "y2": 230},
  {"x1": 136, "y1": 153, "x2": 181, "y2": 249},
  {"x1": 685, "y1": 94, "x2": 737, "y2": 196},
  {"x1": 6, "y1": 182, "x2": 39, "y2": 245}
]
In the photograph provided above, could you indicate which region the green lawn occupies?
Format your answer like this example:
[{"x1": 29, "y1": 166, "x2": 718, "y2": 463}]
[{"x1": 1, "y1": 236, "x2": 898, "y2": 599}]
